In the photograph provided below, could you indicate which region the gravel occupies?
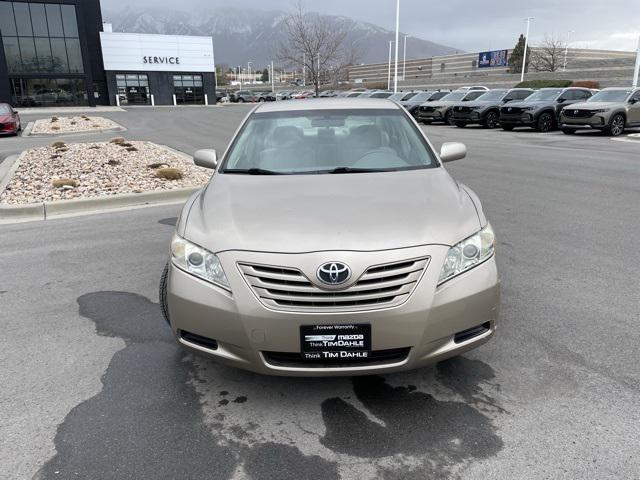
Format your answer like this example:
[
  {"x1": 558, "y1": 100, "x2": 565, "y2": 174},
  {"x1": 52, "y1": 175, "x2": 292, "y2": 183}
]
[
  {"x1": 31, "y1": 116, "x2": 120, "y2": 135},
  {"x1": 0, "y1": 140, "x2": 211, "y2": 204}
]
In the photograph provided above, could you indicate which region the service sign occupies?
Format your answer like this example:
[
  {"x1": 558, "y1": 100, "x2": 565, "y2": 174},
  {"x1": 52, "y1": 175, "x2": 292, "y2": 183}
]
[
  {"x1": 478, "y1": 49, "x2": 509, "y2": 68},
  {"x1": 100, "y1": 32, "x2": 215, "y2": 72}
]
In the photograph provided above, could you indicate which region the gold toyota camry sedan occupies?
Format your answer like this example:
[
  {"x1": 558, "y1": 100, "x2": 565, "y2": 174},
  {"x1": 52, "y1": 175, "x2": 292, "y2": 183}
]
[{"x1": 160, "y1": 98, "x2": 499, "y2": 376}]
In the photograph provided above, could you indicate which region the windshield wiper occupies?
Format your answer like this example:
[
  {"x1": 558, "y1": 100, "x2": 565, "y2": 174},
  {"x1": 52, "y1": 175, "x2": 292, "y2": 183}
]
[
  {"x1": 327, "y1": 166, "x2": 393, "y2": 174},
  {"x1": 223, "y1": 168, "x2": 285, "y2": 175}
]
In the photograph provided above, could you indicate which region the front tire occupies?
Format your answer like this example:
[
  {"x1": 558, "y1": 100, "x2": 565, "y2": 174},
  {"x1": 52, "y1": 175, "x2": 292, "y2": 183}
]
[
  {"x1": 445, "y1": 110, "x2": 454, "y2": 126},
  {"x1": 536, "y1": 112, "x2": 555, "y2": 132},
  {"x1": 238, "y1": 98, "x2": 245, "y2": 103},
  {"x1": 159, "y1": 263, "x2": 170, "y2": 326},
  {"x1": 483, "y1": 111, "x2": 499, "y2": 129},
  {"x1": 604, "y1": 113, "x2": 625, "y2": 137}
]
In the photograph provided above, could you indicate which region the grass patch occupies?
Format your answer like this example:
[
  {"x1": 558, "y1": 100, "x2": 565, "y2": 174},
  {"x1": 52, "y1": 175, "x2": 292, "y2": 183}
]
[
  {"x1": 156, "y1": 168, "x2": 183, "y2": 180},
  {"x1": 51, "y1": 178, "x2": 79, "y2": 188}
]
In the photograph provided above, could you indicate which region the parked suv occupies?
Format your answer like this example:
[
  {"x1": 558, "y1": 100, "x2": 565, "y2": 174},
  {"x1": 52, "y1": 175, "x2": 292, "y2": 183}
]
[
  {"x1": 451, "y1": 88, "x2": 533, "y2": 128},
  {"x1": 234, "y1": 90, "x2": 257, "y2": 103},
  {"x1": 416, "y1": 90, "x2": 486, "y2": 125},
  {"x1": 559, "y1": 87, "x2": 640, "y2": 136},
  {"x1": 499, "y1": 87, "x2": 592, "y2": 132},
  {"x1": 400, "y1": 90, "x2": 450, "y2": 116}
]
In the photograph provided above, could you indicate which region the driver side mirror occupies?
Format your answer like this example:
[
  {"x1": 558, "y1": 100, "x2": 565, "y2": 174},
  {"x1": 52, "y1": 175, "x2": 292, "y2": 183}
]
[
  {"x1": 440, "y1": 142, "x2": 467, "y2": 163},
  {"x1": 193, "y1": 149, "x2": 218, "y2": 169},
  {"x1": 629, "y1": 98, "x2": 638, "y2": 104},
  {"x1": 557, "y1": 98, "x2": 566, "y2": 103}
]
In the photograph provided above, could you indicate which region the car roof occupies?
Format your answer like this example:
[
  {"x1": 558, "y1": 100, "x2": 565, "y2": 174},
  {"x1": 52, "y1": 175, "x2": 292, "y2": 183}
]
[
  {"x1": 254, "y1": 98, "x2": 401, "y2": 112},
  {"x1": 601, "y1": 86, "x2": 638, "y2": 91}
]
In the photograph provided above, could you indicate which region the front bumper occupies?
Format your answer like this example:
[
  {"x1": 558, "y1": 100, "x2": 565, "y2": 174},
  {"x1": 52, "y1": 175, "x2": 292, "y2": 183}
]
[
  {"x1": 416, "y1": 109, "x2": 445, "y2": 122},
  {"x1": 499, "y1": 112, "x2": 535, "y2": 127},
  {"x1": 452, "y1": 111, "x2": 482, "y2": 125},
  {"x1": 167, "y1": 245, "x2": 499, "y2": 376},
  {"x1": 559, "y1": 115, "x2": 606, "y2": 129}
]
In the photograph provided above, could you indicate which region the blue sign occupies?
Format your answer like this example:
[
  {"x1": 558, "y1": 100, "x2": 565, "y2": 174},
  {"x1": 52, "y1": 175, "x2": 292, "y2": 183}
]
[{"x1": 478, "y1": 50, "x2": 509, "y2": 68}]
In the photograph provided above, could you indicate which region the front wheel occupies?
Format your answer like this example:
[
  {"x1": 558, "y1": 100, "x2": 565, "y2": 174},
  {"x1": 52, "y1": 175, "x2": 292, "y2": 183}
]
[
  {"x1": 536, "y1": 112, "x2": 555, "y2": 132},
  {"x1": 444, "y1": 110, "x2": 454, "y2": 126},
  {"x1": 159, "y1": 263, "x2": 170, "y2": 326},
  {"x1": 238, "y1": 98, "x2": 245, "y2": 103},
  {"x1": 604, "y1": 113, "x2": 625, "y2": 137},
  {"x1": 483, "y1": 111, "x2": 499, "y2": 129}
]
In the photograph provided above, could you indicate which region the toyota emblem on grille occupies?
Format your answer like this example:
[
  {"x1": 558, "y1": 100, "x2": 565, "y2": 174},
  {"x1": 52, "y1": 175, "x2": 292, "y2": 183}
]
[{"x1": 317, "y1": 262, "x2": 351, "y2": 285}]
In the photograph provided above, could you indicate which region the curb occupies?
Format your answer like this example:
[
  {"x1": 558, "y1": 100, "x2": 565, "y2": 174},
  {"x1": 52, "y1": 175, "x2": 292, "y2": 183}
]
[
  {"x1": 0, "y1": 186, "x2": 201, "y2": 224},
  {"x1": 0, "y1": 152, "x2": 25, "y2": 195}
]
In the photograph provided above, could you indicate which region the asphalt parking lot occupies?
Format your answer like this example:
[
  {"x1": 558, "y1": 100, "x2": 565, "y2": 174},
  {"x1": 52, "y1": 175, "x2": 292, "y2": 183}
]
[{"x1": 1, "y1": 105, "x2": 639, "y2": 480}]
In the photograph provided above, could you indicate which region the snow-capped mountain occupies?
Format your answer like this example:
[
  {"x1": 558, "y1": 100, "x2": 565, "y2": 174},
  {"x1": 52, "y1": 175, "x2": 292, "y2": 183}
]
[{"x1": 102, "y1": 6, "x2": 460, "y2": 67}]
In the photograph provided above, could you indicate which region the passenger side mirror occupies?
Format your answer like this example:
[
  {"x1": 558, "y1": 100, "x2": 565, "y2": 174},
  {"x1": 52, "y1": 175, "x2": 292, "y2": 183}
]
[
  {"x1": 557, "y1": 98, "x2": 566, "y2": 103},
  {"x1": 440, "y1": 142, "x2": 467, "y2": 163},
  {"x1": 193, "y1": 149, "x2": 218, "y2": 169}
]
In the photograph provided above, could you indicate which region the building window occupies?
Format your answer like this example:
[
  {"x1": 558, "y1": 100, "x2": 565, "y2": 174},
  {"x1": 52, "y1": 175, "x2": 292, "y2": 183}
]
[
  {"x1": 10, "y1": 77, "x2": 87, "y2": 107},
  {"x1": 116, "y1": 73, "x2": 150, "y2": 105},
  {"x1": 173, "y1": 74, "x2": 204, "y2": 104},
  {"x1": 472, "y1": 59, "x2": 477, "y2": 69},
  {"x1": 0, "y1": 2, "x2": 84, "y2": 74},
  {"x1": 440, "y1": 62, "x2": 446, "y2": 72}
]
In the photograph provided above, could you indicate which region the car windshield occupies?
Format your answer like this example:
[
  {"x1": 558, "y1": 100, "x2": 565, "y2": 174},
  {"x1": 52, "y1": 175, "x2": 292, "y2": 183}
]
[
  {"x1": 588, "y1": 90, "x2": 632, "y2": 102},
  {"x1": 475, "y1": 90, "x2": 508, "y2": 101},
  {"x1": 463, "y1": 91, "x2": 486, "y2": 101},
  {"x1": 389, "y1": 92, "x2": 405, "y2": 101},
  {"x1": 401, "y1": 92, "x2": 419, "y2": 101},
  {"x1": 370, "y1": 92, "x2": 393, "y2": 98},
  {"x1": 222, "y1": 108, "x2": 438, "y2": 174},
  {"x1": 410, "y1": 92, "x2": 432, "y2": 103},
  {"x1": 525, "y1": 89, "x2": 563, "y2": 102},
  {"x1": 0, "y1": 105, "x2": 11, "y2": 114},
  {"x1": 440, "y1": 91, "x2": 466, "y2": 102}
]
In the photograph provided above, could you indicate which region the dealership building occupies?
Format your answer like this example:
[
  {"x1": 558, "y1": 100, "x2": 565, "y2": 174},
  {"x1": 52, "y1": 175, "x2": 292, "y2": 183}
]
[{"x1": 0, "y1": 0, "x2": 217, "y2": 107}]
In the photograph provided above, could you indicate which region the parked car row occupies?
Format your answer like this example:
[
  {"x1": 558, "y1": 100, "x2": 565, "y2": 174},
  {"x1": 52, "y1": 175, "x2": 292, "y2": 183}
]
[{"x1": 405, "y1": 85, "x2": 639, "y2": 136}]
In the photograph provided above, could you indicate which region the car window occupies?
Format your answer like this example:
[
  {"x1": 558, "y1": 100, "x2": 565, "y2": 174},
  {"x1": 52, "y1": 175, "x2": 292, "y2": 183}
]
[
  {"x1": 525, "y1": 89, "x2": 563, "y2": 102},
  {"x1": 0, "y1": 104, "x2": 12, "y2": 114},
  {"x1": 463, "y1": 91, "x2": 486, "y2": 101},
  {"x1": 222, "y1": 108, "x2": 438, "y2": 174},
  {"x1": 574, "y1": 90, "x2": 591, "y2": 100},
  {"x1": 440, "y1": 91, "x2": 466, "y2": 102},
  {"x1": 475, "y1": 90, "x2": 508, "y2": 101}
]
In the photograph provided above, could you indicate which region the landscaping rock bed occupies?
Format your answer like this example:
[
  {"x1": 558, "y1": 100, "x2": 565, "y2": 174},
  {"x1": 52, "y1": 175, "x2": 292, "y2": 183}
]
[
  {"x1": 30, "y1": 115, "x2": 121, "y2": 135},
  {"x1": 0, "y1": 139, "x2": 211, "y2": 204}
]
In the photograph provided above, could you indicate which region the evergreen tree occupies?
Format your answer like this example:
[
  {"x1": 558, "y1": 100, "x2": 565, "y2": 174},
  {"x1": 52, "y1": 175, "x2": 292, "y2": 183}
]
[
  {"x1": 508, "y1": 34, "x2": 531, "y2": 74},
  {"x1": 261, "y1": 68, "x2": 269, "y2": 82}
]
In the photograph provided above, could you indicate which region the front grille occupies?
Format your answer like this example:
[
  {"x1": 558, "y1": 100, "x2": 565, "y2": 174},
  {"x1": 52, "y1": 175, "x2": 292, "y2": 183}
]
[
  {"x1": 239, "y1": 257, "x2": 429, "y2": 312},
  {"x1": 263, "y1": 347, "x2": 411, "y2": 368},
  {"x1": 563, "y1": 109, "x2": 595, "y2": 118},
  {"x1": 419, "y1": 106, "x2": 436, "y2": 113},
  {"x1": 501, "y1": 106, "x2": 523, "y2": 115},
  {"x1": 455, "y1": 106, "x2": 472, "y2": 113}
]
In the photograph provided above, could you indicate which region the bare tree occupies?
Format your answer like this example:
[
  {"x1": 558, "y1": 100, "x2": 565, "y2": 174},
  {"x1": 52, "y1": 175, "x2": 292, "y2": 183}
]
[
  {"x1": 277, "y1": 3, "x2": 359, "y2": 96},
  {"x1": 530, "y1": 35, "x2": 567, "y2": 72}
]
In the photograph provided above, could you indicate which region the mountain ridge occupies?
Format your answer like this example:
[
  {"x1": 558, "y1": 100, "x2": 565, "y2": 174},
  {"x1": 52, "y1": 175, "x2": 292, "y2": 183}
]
[{"x1": 102, "y1": 6, "x2": 462, "y2": 67}]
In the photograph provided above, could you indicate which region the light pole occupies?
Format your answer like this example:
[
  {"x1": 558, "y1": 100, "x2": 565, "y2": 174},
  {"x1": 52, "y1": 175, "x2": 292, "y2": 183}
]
[
  {"x1": 302, "y1": 53, "x2": 306, "y2": 87},
  {"x1": 247, "y1": 62, "x2": 252, "y2": 84},
  {"x1": 271, "y1": 61, "x2": 275, "y2": 93},
  {"x1": 521, "y1": 17, "x2": 534, "y2": 83},
  {"x1": 562, "y1": 30, "x2": 574, "y2": 71},
  {"x1": 402, "y1": 35, "x2": 408, "y2": 80},
  {"x1": 633, "y1": 36, "x2": 640, "y2": 87},
  {"x1": 387, "y1": 40, "x2": 393, "y2": 90},
  {"x1": 393, "y1": 0, "x2": 400, "y2": 93},
  {"x1": 238, "y1": 66, "x2": 242, "y2": 89}
]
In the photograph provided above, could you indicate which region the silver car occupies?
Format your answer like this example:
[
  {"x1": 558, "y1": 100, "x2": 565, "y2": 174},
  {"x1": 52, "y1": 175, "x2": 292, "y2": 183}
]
[{"x1": 161, "y1": 98, "x2": 499, "y2": 376}]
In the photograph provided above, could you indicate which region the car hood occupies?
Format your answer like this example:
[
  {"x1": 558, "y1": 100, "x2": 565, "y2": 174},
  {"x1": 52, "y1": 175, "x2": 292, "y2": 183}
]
[
  {"x1": 565, "y1": 101, "x2": 621, "y2": 110},
  {"x1": 506, "y1": 100, "x2": 554, "y2": 108},
  {"x1": 185, "y1": 168, "x2": 482, "y2": 254},
  {"x1": 423, "y1": 101, "x2": 457, "y2": 108},
  {"x1": 454, "y1": 100, "x2": 497, "y2": 108}
]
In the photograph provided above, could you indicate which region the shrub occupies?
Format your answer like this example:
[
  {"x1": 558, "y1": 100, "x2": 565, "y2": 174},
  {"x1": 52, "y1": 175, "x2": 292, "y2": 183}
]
[
  {"x1": 514, "y1": 79, "x2": 573, "y2": 88},
  {"x1": 56, "y1": 147, "x2": 69, "y2": 153},
  {"x1": 147, "y1": 162, "x2": 169, "y2": 169},
  {"x1": 156, "y1": 168, "x2": 184, "y2": 180},
  {"x1": 110, "y1": 137, "x2": 125, "y2": 144},
  {"x1": 81, "y1": 115, "x2": 89, "y2": 120},
  {"x1": 91, "y1": 124, "x2": 100, "y2": 128},
  {"x1": 107, "y1": 159, "x2": 120, "y2": 166},
  {"x1": 119, "y1": 142, "x2": 133, "y2": 147},
  {"x1": 50, "y1": 116, "x2": 58, "y2": 122},
  {"x1": 70, "y1": 121, "x2": 77, "y2": 125},
  {"x1": 51, "y1": 141, "x2": 66, "y2": 148},
  {"x1": 125, "y1": 146, "x2": 138, "y2": 152},
  {"x1": 571, "y1": 80, "x2": 600, "y2": 89},
  {"x1": 51, "y1": 126, "x2": 60, "y2": 131},
  {"x1": 50, "y1": 154, "x2": 61, "y2": 160},
  {"x1": 52, "y1": 178, "x2": 79, "y2": 188}
]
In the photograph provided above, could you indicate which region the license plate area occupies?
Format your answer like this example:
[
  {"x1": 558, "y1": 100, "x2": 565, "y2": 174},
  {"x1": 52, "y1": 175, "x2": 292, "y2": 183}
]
[{"x1": 300, "y1": 324, "x2": 371, "y2": 362}]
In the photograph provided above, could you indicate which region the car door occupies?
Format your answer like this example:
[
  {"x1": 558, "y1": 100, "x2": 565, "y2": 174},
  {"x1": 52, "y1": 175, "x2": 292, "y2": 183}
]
[{"x1": 628, "y1": 90, "x2": 640, "y2": 124}]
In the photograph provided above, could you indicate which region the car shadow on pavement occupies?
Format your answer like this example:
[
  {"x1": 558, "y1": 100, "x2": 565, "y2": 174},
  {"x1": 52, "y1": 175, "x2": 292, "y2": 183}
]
[{"x1": 36, "y1": 291, "x2": 505, "y2": 480}]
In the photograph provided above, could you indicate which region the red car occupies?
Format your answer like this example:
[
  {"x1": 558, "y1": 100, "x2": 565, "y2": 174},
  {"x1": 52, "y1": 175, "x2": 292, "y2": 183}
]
[
  {"x1": 0, "y1": 103, "x2": 21, "y2": 136},
  {"x1": 292, "y1": 90, "x2": 315, "y2": 100}
]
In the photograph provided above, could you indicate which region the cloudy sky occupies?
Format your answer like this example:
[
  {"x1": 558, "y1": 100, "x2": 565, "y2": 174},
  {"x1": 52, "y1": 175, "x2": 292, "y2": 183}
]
[{"x1": 102, "y1": 0, "x2": 640, "y2": 52}]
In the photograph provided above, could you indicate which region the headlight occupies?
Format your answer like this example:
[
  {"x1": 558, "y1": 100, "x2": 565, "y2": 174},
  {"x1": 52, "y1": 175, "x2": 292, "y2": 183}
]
[
  {"x1": 521, "y1": 106, "x2": 536, "y2": 111},
  {"x1": 438, "y1": 224, "x2": 495, "y2": 285},
  {"x1": 171, "y1": 233, "x2": 230, "y2": 290},
  {"x1": 591, "y1": 109, "x2": 610, "y2": 113}
]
